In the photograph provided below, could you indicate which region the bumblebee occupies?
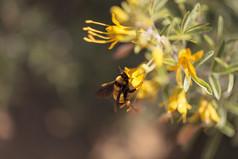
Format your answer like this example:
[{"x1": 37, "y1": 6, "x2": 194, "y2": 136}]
[{"x1": 96, "y1": 71, "x2": 136, "y2": 113}]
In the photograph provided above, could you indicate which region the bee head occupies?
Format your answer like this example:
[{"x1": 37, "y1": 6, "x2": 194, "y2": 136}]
[{"x1": 120, "y1": 72, "x2": 129, "y2": 81}]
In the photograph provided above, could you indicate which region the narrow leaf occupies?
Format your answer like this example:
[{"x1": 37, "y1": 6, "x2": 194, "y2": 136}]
[
  {"x1": 203, "y1": 34, "x2": 215, "y2": 49},
  {"x1": 214, "y1": 57, "x2": 228, "y2": 68},
  {"x1": 217, "y1": 16, "x2": 224, "y2": 44},
  {"x1": 213, "y1": 62, "x2": 238, "y2": 75},
  {"x1": 160, "y1": 24, "x2": 170, "y2": 36},
  {"x1": 201, "y1": 132, "x2": 222, "y2": 159},
  {"x1": 209, "y1": 75, "x2": 221, "y2": 100},
  {"x1": 194, "y1": 50, "x2": 214, "y2": 68},
  {"x1": 163, "y1": 58, "x2": 177, "y2": 66},
  {"x1": 212, "y1": 41, "x2": 226, "y2": 71},
  {"x1": 184, "y1": 22, "x2": 209, "y2": 34},
  {"x1": 181, "y1": 11, "x2": 190, "y2": 32},
  {"x1": 219, "y1": 121, "x2": 235, "y2": 137},
  {"x1": 185, "y1": 27, "x2": 212, "y2": 35},
  {"x1": 182, "y1": 3, "x2": 200, "y2": 32},
  {"x1": 191, "y1": 76, "x2": 212, "y2": 95},
  {"x1": 227, "y1": 103, "x2": 238, "y2": 116},
  {"x1": 183, "y1": 76, "x2": 190, "y2": 92},
  {"x1": 227, "y1": 74, "x2": 234, "y2": 93}
]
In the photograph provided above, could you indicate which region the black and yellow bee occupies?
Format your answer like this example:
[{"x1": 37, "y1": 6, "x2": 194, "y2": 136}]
[{"x1": 96, "y1": 71, "x2": 136, "y2": 113}]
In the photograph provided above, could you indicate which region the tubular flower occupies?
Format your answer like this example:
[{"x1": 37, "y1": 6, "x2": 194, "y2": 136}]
[
  {"x1": 124, "y1": 64, "x2": 147, "y2": 89},
  {"x1": 83, "y1": 13, "x2": 137, "y2": 49},
  {"x1": 152, "y1": 47, "x2": 164, "y2": 67},
  {"x1": 167, "y1": 48, "x2": 203, "y2": 85},
  {"x1": 161, "y1": 86, "x2": 192, "y2": 123},
  {"x1": 137, "y1": 79, "x2": 160, "y2": 100},
  {"x1": 189, "y1": 98, "x2": 220, "y2": 125}
]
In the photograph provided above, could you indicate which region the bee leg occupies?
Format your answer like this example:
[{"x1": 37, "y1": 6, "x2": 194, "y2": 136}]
[
  {"x1": 115, "y1": 88, "x2": 123, "y2": 113},
  {"x1": 128, "y1": 89, "x2": 136, "y2": 93}
]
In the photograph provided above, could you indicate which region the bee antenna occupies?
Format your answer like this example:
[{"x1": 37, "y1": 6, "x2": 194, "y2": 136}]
[{"x1": 118, "y1": 66, "x2": 122, "y2": 71}]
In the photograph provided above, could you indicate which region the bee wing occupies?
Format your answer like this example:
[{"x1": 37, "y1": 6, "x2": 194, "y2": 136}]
[{"x1": 95, "y1": 82, "x2": 114, "y2": 98}]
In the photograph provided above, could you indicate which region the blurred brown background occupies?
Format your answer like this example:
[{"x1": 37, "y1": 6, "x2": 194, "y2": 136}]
[{"x1": 0, "y1": 0, "x2": 238, "y2": 159}]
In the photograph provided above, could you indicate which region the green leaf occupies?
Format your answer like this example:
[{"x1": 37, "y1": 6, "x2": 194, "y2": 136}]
[
  {"x1": 227, "y1": 74, "x2": 234, "y2": 93},
  {"x1": 185, "y1": 26, "x2": 212, "y2": 35},
  {"x1": 183, "y1": 76, "x2": 190, "y2": 92},
  {"x1": 209, "y1": 75, "x2": 221, "y2": 100},
  {"x1": 219, "y1": 121, "x2": 235, "y2": 137},
  {"x1": 194, "y1": 50, "x2": 214, "y2": 68},
  {"x1": 212, "y1": 41, "x2": 226, "y2": 71},
  {"x1": 217, "y1": 106, "x2": 227, "y2": 128},
  {"x1": 191, "y1": 76, "x2": 212, "y2": 95},
  {"x1": 214, "y1": 57, "x2": 228, "y2": 68},
  {"x1": 182, "y1": 3, "x2": 200, "y2": 32},
  {"x1": 184, "y1": 22, "x2": 209, "y2": 34},
  {"x1": 154, "y1": 0, "x2": 168, "y2": 12},
  {"x1": 227, "y1": 103, "x2": 238, "y2": 116},
  {"x1": 181, "y1": 11, "x2": 190, "y2": 32},
  {"x1": 226, "y1": 38, "x2": 238, "y2": 44},
  {"x1": 203, "y1": 34, "x2": 215, "y2": 49},
  {"x1": 201, "y1": 131, "x2": 222, "y2": 159},
  {"x1": 213, "y1": 62, "x2": 238, "y2": 75},
  {"x1": 168, "y1": 34, "x2": 191, "y2": 40},
  {"x1": 217, "y1": 16, "x2": 224, "y2": 44},
  {"x1": 160, "y1": 24, "x2": 170, "y2": 36},
  {"x1": 163, "y1": 57, "x2": 177, "y2": 66}
]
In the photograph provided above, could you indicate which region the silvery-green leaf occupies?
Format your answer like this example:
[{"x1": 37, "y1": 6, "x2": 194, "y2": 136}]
[
  {"x1": 184, "y1": 22, "x2": 209, "y2": 34},
  {"x1": 203, "y1": 34, "x2": 215, "y2": 49},
  {"x1": 227, "y1": 74, "x2": 234, "y2": 93},
  {"x1": 213, "y1": 62, "x2": 238, "y2": 75},
  {"x1": 201, "y1": 132, "x2": 222, "y2": 159},
  {"x1": 227, "y1": 103, "x2": 238, "y2": 116},
  {"x1": 194, "y1": 50, "x2": 214, "y2": 68},
  {"x1": 217, "y1": 16, "x2": 224, "y2": 44},
  {"x1": 183, "y1": 76, "x2": 190, "y2": 92},
  {"x1": 160, "y1": 24, "x2": 170, "y2": 36},
  {"x1": 219, "y1": 121, "x2": 235, "y2": 137},
  {"x1": 181, "y1": 11, "x2": 190, "y2": 32},
  {"x1": 214, "y1": 57, "x2": 228, "y2": 68},
  {"x1": 191, "y1": 76, "x2": 212, "y2": 95},
  {"x1": 212, "y1": 41, "x2": 225, "y2": 71},
  {"x1": 182, "y1": 3, "x2": 200, "y2": 32},
  {"x1": 209, "y1": 75, "x2": 221, "y2": 100}
]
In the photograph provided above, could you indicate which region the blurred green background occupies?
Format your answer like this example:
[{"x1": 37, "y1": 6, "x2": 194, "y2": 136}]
[{"x1": 0, "y1": 0, "x2": 238, "y2": 159}]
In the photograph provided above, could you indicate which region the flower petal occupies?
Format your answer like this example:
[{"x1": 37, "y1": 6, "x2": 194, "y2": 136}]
[
  {"x1": 111, "y1": 13, "x2": 121, "y2": 26},
  {"x1": 176, "y1": 66, "x2": 182, "y2": 85},
  {"x1": 152, "y1": 47, "x2": 163, "y2": 67},
  {"x1": 167, "y1": 65, "x2": 179, "y2": 71},
  {"x1": 189, "y1": 50, "x2": 204, "y2": 61},
  {"x1": 187, "y1": 61, "x2": 197, "y2": 77}
]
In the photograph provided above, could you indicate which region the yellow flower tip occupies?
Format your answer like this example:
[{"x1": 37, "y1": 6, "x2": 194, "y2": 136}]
[
  {"x1": 166, "y1": 87, "x2": 191, "y2": 123},
  {"x1": 152, "y1": 47, "x2": 163, "y2": 67},
  {"x1": 83, "y1": 37, "x2": 92, "y2": 42},
  {"x1": 110, "y1": 6, "x2": 129, "y2": 23},
  {"x1": 85, "y1": 20, "x2": 92, "y2": 23},
  {"x1": 108, "y1": 40, "x2": 118, "y2": 49},
  {"x1": 190, "y1": 98, "x2": 220, "y2": 125},
  {"x1": 83, "y1": 27, "x2": 88, "y2": 31}
]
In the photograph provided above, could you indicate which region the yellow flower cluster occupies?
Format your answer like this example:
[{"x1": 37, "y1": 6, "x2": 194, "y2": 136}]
[
  {"x1": 83, "y1": 14, "x2": 137, "y2": 49},
  {"x1": 84, "y1": 0, "x2": 220, "y2": 129}
]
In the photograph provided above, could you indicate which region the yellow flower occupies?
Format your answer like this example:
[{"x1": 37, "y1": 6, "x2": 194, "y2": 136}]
[
  {"x1": 83, "y1": 13, "x2": 136, "y2": 49},
  {"x1": 124, "y1": 64, "x2": 147, "y2": 89},
  {"x1": 167, "y1": 48, "x2": 203, "y2": 85},
  {"x1": 189, "y1": 98, "x2": 220, "y2": 125},
  {"x1": 137, "y1": 78, "x2": 160, "y2": 100},
  {"x1": 161, "y1": 86, "x2": 192, "y2": 123},
  {"x1": 110, "y1": 6, "x2": 129, "y2": 23},
  {"x1": 152, "y1": 47, "x2": 163, "y2": 67}
]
